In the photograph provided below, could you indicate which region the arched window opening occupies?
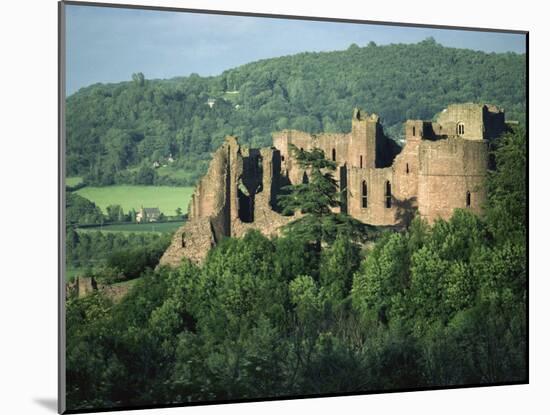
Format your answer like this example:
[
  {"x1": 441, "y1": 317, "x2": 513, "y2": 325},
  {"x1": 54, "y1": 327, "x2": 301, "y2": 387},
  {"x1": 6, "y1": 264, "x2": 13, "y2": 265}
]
[
  {"x1": 360, "y1": 155, "x2": 363, "y2": 168},
  {"x1": 385, "y1": 181, "x2": 392, "y2": 208},
  {"x1": 406, "y1": 163, "x2": 410, "y2": 174},
  {"x1": 466, "y1": 191, "x2": 471, "y2": 207},
  {"x1": 412, "y1": 126, "x2": 416, "y2": 137},
  {"x1": 457, "y1": 122, "x2": 465, "y2": 136},
  {"x1": 181, "y1": 233, "x2": 186, "y2": 248},
  {"x1": 281, "y1": 155, "x2": 285, "y2": 162},
  {"x1": 332, "y1": 148, "x2": 336, "y2": 162},
  {"x1": 361, "y1": 181, "x2": 368, "y2": 208}
]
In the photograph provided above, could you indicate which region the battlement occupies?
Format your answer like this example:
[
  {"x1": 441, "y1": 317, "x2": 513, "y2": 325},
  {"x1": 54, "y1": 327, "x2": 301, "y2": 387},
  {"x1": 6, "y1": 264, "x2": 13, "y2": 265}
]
[{"x1": 161, "y1": 103, "x2": 507, "y2": 265}]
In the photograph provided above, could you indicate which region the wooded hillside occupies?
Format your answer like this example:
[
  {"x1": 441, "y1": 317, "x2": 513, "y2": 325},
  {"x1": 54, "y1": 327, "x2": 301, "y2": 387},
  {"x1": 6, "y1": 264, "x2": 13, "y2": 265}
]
[{"x1": 66, "y1": 38, "x2": 526, "y2": 186}]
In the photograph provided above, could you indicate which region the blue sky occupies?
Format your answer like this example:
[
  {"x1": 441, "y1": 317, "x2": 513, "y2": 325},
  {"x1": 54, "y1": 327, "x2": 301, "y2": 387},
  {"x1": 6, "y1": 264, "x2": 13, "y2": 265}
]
[{"x1": 65, "y1": 4, "x2": 526, "y2": 96}]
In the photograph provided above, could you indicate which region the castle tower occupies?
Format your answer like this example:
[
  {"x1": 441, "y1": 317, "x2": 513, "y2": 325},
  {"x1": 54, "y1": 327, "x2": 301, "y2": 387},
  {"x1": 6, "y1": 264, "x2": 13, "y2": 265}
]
[
  {"x1": 415, "y1": 103, "x2": 505, "y2": 222},
  {"x1": 350, "y1": 108, "x2": 378, "y2": 169},
  {"x1": 161, "y1": 103, "x2": 507, "y2": 266}
]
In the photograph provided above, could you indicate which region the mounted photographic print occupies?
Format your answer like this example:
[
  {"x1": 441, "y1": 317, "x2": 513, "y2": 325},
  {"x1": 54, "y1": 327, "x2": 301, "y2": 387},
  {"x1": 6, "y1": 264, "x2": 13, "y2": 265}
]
[{"x1": 58, "y1": 1, "x2": 528, "y2": 413}]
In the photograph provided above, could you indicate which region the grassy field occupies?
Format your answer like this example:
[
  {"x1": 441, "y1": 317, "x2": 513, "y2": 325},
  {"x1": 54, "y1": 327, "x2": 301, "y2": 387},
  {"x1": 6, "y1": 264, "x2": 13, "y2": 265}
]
[
  {"x1": 78, "y1": 221, "x2": 185, "y2": 234},
  {"x1": 75, "y1": 185, "x2": 194, "y2": 214},
  {"x1": 66, "y1": 176, "x2": 83, "y2": 187}
]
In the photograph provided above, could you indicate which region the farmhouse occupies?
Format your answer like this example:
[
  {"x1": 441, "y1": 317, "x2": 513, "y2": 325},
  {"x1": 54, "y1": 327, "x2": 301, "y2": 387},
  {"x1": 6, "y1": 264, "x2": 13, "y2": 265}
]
[
  {"x1": 160, "y1": 103, "x2": 510, "y2": 266},
  {"x1": 136, "y1": 207, "x2": 161, "y2": 223}
]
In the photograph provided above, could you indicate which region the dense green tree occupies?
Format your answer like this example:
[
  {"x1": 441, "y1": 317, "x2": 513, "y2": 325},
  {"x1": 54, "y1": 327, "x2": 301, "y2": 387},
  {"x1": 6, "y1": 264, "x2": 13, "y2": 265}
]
[
  {"x1": 352, "y1": 232, "x2": 410, "y2": 324},
  {"x1": 485, "y1": 127, "x2": 527, "y2": 245},
  {"x1": 128, "y1": 208, "x2": 137, "y2": 222},
  {"x1": 134, "y1": 164, "x2": 156, "y2": 185},
  {"x1": 65, "y1": 192, "x2": 104, "y2": 226},
  {"x1": 278, "y1": 145, "x2": 368, "y2": 249},
  {"x1": 319, "y1": 233, "x2": 361, "y2": 304},
  {"x1": 66, "y1": 229, "x2": 170, "y2": 275},
  {"x1": 105, "y1": 204, "x2": 125, "y2": 222},
  {"x1": 169, "y1": 231, "x2": 291, "y2": 400},
  {"x1": 106, "y1": 244, "x2": 165, "y2": 281}
]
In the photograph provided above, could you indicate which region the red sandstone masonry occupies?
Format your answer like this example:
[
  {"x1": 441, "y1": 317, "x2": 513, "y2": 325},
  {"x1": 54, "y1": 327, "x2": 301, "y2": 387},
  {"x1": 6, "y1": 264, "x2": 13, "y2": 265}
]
[{"x1": 160, "y1": 103, "x2": 505, "y2": 266}]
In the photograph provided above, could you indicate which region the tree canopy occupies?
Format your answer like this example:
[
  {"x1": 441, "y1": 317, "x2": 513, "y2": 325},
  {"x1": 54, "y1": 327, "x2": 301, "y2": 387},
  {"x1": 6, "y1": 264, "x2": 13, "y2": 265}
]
[
  {"x1": 66, "y1": 127, "x2": 526, "y2": 410},
  {"x1": 278, "y1": 145, "x2": 369, "y2": 248}
]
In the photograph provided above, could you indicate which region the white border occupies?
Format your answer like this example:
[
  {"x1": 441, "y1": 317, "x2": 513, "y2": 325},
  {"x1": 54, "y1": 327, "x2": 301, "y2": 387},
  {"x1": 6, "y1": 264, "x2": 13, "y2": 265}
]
[{"x1": 1, "y1": 1, "x2": 546, "y2": 414}]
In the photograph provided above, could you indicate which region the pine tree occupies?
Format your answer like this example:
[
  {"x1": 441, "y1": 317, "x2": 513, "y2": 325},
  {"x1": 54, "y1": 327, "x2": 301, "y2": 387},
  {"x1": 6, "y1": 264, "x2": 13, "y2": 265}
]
[{"x1": 278, "y1": 145, "x2": 369, "y2": 250}]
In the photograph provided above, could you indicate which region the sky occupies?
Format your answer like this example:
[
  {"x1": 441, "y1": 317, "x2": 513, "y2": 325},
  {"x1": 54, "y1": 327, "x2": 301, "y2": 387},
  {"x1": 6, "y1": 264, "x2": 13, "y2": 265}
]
[{"x1": 65, "y1": 4, "x2": 526, "y2": 96}]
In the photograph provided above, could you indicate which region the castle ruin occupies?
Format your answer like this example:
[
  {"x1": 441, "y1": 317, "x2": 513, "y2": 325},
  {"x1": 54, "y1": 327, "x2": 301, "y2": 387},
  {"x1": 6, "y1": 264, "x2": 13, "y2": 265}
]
[{"x1": 159, "y1": 103, "x2": 507, "y2": 266}]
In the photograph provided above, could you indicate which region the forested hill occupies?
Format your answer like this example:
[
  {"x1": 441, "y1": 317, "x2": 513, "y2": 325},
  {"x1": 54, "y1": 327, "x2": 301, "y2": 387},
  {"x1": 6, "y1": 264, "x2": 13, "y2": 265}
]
[{"x1": 66, "y1": 38, "x2": 526, "y2": 186}]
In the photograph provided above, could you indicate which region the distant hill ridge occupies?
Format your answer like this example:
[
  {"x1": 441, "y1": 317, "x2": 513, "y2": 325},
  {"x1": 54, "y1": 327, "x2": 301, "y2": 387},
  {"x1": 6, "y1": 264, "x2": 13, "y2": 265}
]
[{"x1": 66, "y1": 38, "x2": 526, "y2": 187}]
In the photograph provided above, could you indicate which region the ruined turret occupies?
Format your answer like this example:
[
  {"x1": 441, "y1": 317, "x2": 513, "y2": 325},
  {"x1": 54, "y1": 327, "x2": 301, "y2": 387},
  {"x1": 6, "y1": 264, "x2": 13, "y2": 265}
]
[{"x1": 160, "y1": 103, "x2": 506, "y2": 266}]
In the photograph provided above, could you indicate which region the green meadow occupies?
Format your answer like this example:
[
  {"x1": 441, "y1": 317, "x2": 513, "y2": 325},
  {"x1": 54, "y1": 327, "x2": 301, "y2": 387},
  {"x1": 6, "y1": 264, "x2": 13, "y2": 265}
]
[{"x1": 75, "y1": 185, "x2": 194, "y2": 215}]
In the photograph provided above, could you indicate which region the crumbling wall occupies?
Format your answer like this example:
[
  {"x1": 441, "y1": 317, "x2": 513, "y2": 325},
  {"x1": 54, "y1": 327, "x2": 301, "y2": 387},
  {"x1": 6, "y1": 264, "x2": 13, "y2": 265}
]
[
  {"x1": 65, "y1": 275, "x2": 132, "y2": 302},
  {"x1": 66, "y1": 276, "x2": 96, "y2": 298},
  {"x1": 163, "y1": 137, "x2": 295, "y2": 265},
  {"x1": 159, "y1": 217, "x2": 216, "y2": 266},
  {"x1": 161, "y1": 103, "x2": 504, "y2": 266},
  {"x1": 233, "y1": 147, "x2": 295, "y2": 238},
  {"x1": 161, "y1": 137, "x2": 238, "y2": 266},
  {"x1": 189, "y1": 138, "x2": 230, "y2": 221}
]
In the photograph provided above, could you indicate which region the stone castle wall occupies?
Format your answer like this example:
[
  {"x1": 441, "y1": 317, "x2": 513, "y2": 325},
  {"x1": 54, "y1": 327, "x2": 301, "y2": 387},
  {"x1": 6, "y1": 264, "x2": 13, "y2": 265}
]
[
  {"x1": 160, "y1": 103, "x2": 506, "y2": 266},
  {"x1": 417, "y1": 138, "x2": 488, "y2": 221},
  {"x1": 159, "y1": 137, "x2": 294, "y2": 267}
]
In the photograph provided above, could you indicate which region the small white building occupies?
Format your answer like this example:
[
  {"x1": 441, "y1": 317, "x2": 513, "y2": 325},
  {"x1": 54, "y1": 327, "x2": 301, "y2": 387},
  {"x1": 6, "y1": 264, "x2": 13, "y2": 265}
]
[{"x1": 136, "y1": 207, "x2": 161, "y2": 223}]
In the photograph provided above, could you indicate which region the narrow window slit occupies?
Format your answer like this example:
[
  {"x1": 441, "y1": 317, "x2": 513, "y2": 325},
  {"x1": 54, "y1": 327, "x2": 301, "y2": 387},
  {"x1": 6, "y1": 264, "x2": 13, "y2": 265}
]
[
  {"x1": 385, "y1": 181, "x2": 392, "y2": 208},
  {"x1": 361, "y1": 181, "x2": 368, "y2": 208}
]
